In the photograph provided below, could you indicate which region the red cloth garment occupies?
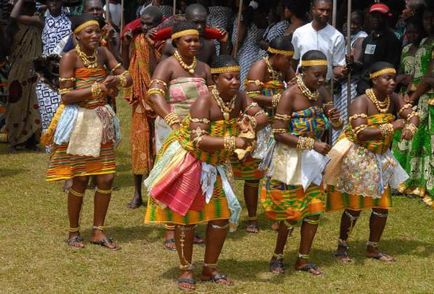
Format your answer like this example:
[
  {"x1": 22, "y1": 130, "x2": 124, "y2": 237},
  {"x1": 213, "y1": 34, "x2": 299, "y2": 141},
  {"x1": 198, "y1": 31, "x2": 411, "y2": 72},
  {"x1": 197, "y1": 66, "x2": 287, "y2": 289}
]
[{"x1": 150, "y1": 152, "x2": 205, "y2": 216}]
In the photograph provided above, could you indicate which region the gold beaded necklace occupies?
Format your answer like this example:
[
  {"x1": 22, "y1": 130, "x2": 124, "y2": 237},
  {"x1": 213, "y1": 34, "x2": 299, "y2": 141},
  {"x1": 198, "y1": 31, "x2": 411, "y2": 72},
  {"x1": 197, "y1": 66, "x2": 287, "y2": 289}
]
[
  {"x1": 75, "y1": 45, "x2": 98, "y2": 68},
  {"x1": 174, "y1": 50, "x2": 197, "y2": 74},
  {"x1": 365, "y1": 88, "x2": 390, "y2": 113},
  {"x1": 263, "y1": 57, "x2": 283, "y2": 81},
  {"x1": 210, "y1": 85, "x2": 237, "y2": 121},
  {"x1": 296, "y1": 74, "x2": 319, "y2": 101}
]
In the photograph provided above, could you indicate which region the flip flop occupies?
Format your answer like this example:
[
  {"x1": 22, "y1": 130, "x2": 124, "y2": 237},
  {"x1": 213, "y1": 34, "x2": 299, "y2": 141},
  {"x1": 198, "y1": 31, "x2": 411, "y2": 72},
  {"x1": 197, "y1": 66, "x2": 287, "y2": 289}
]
[{"x1": 90, "y1": 237, "x2": 120, "y2": 251}]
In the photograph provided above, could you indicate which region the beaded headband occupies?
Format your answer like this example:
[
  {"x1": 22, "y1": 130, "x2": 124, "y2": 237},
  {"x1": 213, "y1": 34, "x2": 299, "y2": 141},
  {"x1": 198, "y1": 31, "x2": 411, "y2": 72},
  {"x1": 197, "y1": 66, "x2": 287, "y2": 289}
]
[
  {"x1": 74, "y1": 20, "x2": 100, "y2": 34},
  {"x1": 300, "y1": 60, "x2": 328, "y2": 67},
  {"x1": 267, "y1": 47, "x2": 294, "y2": 56},
  {"x1": 171, "y1": 29, "x2": 199, "y2": 40},
  {"x1": 210, "y1": 66, "x2": 241, "y2": 74},
  {"x1": 369, "y1": 68, "x2": 396, "y2": 79}
]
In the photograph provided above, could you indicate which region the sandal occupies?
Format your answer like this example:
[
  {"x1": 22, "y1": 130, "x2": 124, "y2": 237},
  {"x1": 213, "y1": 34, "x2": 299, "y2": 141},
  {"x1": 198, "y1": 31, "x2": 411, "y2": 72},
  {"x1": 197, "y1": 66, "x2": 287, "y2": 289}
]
[
  {"x1": 177, "y1": 277, "x2": 196, "y2": 292},
  {"x1": 245, "y1": 217, "x2": 259, "y2": 233},
  {"x1": 127, "y1": 197, "x2": 143, "y2": 209},
  {"x1": 201, "y1": 272, "x2": 233, "y2": 285},
  {"x1": 164, "y1": 238, "x2": 177, "y2": 251},
  {"x1": 90, "y1": 237, "x2": 121, "y2": 251},
  {"x1": 193, "y1": 234, "x2": 205, "y2": 245},
  {"x1": 269, "y1": 254, "x2": 285, "y2": 274},
  {"x1": 335, "y1": 239, "x2": 352, "y2": 263},
  {"x1": 296, "y1": 263, "x2": 322, "y2": 276},
  {"x1": 66, "y1": 235, "x2": 85, "y2": 249},
  {"x1": 367, "y1": 252, "x2": 395, "y2": 262}
]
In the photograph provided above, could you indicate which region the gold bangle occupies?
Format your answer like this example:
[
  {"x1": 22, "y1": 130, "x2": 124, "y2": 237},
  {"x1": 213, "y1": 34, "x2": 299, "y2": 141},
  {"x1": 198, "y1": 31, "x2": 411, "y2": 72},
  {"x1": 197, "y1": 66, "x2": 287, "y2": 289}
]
[
  {"x1": 348, "y1": 113, "x2": 368, "y2": 122},
  {"x1": 164, "y1": 112, "x2": 180, "y2": 127},
  {"x1": 254, "y1": 109, "x2": 267, "y2": 117},
  {"x1": 246, "y1": 90, "x2": 261, "y2": 98},
  {"x1": 353, "y1": 124, "x2": 368, "y2": 136},
  {"x1": 331, "y1": 118, "x2": 343, "y2": 128},
  {"x1": 117, "y1": 70, "x2": 129, "y2": 87},
  {"x1": 272, "y1": 93, "x2": 281, "y2": 108},
  {"x1": 296, "y1": 136, "x2": 315, "y2": 150},
  {"x1": 245, "y1": 79, "x2": 263, "y2": 87},
  {"x1": 398, "y1": 103, "x2": 413, "y2": 116},
  {"x1": 147, "y1": 87, "x2": 166, "y2": 97},
  {"x1": 150, "y1": 79, "x2": 168, "y2": 89},
  {"x1": 379, "y1": 123, "x2": 394, "y2": 137},
  {"x1": 111, "y1": 62, "x2": 122, "y2": 73},
  {"x1": 223, "y1": 136, "x2": 236, "y2": 153},
  {"x1": 91, "y1": 82, "x2": 103, "y2": 99},
  {"x1": 244, "y1": 102, "x2": 259, "y2": 112},
  {"x1": 59, "y1": 77, "x2": 75, "y2": 82},
  {"x1": 59, "y1": 87, "x2": 73, "y2": 95},
  {"x1": 406, "y1": 111, "x2": 419, "y2": 121},
  {"x1": 190, "y1": 117, "x2": 210, "y2": 124},
  {"x1": 272, "y1": 128, "x2": 287, "y2": 134},
  {"x1": 274, "y1": 113, "x2": 291, "y2": 121},
  {"x1": 404, "y1": 123, "x2": 417, "y2": 135}
]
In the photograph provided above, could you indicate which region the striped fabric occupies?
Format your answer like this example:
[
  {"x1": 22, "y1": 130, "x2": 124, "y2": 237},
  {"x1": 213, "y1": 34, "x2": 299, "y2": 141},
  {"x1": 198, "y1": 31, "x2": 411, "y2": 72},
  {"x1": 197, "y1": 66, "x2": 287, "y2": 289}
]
[
  {"x1": 326, "y1": 185, "x2": 392, "y2": 211},
  {"x1": 144, "y1": 116, "x2": 238, "y2": 225},
  {"x1": 47, "y1": 142, "x2": 115, "y2": 181},
  {"x1": 260, "y1": 180, "x2": 325, "y2": 223},
  {"x1": 345, "y1": 113, "x2": 395, "y2": 154},
  {"x1": 289, "y1": 106, "x2": 330, "y2": 139},
  {"x1": 168, "y1": 77, "x2": 209, "y2": 119}
]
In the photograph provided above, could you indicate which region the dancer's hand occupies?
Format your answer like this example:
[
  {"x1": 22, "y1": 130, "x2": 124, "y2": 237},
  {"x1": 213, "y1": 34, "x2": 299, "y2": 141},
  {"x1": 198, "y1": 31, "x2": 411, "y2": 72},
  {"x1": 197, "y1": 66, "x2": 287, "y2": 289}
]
[
  {"x1": 392, "y1": 119, "x2": 406, "y2": 131},
  {"x1": 313, "y1": 141, "x2": 331, "y2": 155}
]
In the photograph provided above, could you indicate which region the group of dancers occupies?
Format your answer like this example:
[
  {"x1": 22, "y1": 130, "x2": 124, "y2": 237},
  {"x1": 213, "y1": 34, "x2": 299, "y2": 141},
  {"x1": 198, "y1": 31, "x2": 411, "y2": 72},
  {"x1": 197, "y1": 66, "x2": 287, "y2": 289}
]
[{"x1": 44, "y1": 14, "x2": 430, "y2": 292}]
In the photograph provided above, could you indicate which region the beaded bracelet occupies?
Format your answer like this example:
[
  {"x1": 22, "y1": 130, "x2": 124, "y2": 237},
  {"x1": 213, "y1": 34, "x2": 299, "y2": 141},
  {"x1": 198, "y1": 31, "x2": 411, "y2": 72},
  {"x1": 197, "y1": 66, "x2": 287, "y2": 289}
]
[
  {"x1": 272, "y1": 128, "x2": 287, "y2": 134},
  {"x1": 353, "y1": 124, "x2": 368, "y2": 136},
  {"x1": 272, "y1": 93, "x2": 281, "y2": 108},
  {"x1": 150, "y1": 79, "x2": 168, "y2": 89},
  {"x1": 296, "y1": 136, "x2": 315, "y2": 150},
  {"x1": 348, "y1": 113, "x2": 368, "y2": 122},
  {"x1": 190, "y1": 117, "x2": 210, "y2": 124},
  {"x1": 379, "y1": 123, "x2": 394, "y2": 137},
  {"x1": 246, "y1": 90, "x2": 260, "y2": 98},
  {"x1": 59, "y1": 77, "x2": 75, "y2": 83},
  {"x1": 91, "y1": 82, "x2": 103, "y2": 99},
  {"x1": 191, "y1": 127, "x2": 208, "y2": 147},
  {"x1": 223, "y1": 136, "x2": 236, "y2": 153},
  {"x1": 118, "y1": 71, "x2": 130, "y2": 87},
  {"x1": 404, "y1": 123, "x2": 417, "y2": 136},
  {"x1": 406, "y1": 111, "x2": 419, "y2": 121},
  {"x1": 398, "y1": 103, "x2": 413, "y2": 116},
  {"x1": 244, "y1": 102, "x2": 259, "y2": 112}
]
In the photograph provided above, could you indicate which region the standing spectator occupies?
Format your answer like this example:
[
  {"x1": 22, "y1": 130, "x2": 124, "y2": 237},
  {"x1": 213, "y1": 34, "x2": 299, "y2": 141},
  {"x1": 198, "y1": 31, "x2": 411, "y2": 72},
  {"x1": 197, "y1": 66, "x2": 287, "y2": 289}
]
[
  {"x1": 282, "y1": 0, "x2": 308, "y2": 37},
  {"x1": 35, "y1": 0, "x2": 71, "y2": 148},
  {"x1": 5, "y1": 0, "x2": 42, "y2": 151},
  {"x1": 291, "y1": 0, "x2": 347, "y2": 82},
  {"x1": 333, "y1": 10, "x2": 367, "y2": 142},
  {"x1": 233, "y1": 1, "x2": 269, "y2": 88},
  {"x1": 103, "y1": 0, "x2": 121, "y2": 29},
  {"x1": 355, "y1": 3, "x2": 402, "y2": 94},
  {"x1": 258, "y1": 2, "x2": 289, "y2": 57},
  {"x1": 207, "y1": 0, "x2": 233, "y2": 55},
  {"x1": 122, "y1": 6, "x2": 163, "y2": 209}
]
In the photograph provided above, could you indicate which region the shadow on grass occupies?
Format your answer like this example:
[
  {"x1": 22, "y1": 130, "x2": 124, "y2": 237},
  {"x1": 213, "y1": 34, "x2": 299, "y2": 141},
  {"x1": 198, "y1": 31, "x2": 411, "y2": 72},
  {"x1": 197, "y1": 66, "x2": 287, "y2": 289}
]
[
  {"x1": 80, "y1": 225, "x2": 162, "y2": 243},
  {"x1": 0, "y1": 167, "x2": 28, "y2": 177}
]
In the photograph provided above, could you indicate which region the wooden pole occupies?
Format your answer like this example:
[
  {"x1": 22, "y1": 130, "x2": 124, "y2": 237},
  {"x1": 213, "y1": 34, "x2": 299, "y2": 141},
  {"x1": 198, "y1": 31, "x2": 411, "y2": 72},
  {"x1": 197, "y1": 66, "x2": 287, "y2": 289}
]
[
  {"x1": 346, "y1": 0, "x2": 352, "y2": 121},
  {"x1": 233, "y1": 0, "x2": 243, "y2": 58},
  {"x1": 173, "y1": 0, "x2": 176, "y2": 16},
  {"x1": 331, "y1": 0, "x2": 337, "y2": 96},
  {"x1": 120, "y1": 0, "x2": 124, "y2": 55},
  {"x1": 105, "y1": 0, "x2": 110, "y2": 24}
]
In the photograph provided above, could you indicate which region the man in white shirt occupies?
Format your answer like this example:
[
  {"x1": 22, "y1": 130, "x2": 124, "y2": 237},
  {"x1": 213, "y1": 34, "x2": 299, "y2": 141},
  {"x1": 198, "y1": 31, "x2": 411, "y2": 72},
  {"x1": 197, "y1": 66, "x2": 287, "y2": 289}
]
[{"x1": 292, "y1": 0, "x2": 347, "y2": 81}]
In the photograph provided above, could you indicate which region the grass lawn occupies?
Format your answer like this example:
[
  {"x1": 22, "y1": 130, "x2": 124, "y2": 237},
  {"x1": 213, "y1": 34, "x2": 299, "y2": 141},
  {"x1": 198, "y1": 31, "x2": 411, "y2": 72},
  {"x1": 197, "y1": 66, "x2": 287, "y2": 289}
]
[{"x1": 1, "y1": 99, "x2": 433, "y2": 294}]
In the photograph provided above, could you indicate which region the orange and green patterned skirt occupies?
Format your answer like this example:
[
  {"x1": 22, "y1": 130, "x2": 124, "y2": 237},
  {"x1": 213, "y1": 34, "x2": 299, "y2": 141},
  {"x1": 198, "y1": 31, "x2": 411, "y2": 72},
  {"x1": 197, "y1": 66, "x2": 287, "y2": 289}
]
[
  {"x1": 47, "y1": 142, "x2": 115, "y2": 181},
  {"x1": 326, "y1": 186, "x2": 392, "y2": 211},
  {"x1": 260, "y1": 179, "x2": 325, "y2": 223},
  {"x1": 231, "y1": 155, "x2": 264, "y2": 181}
]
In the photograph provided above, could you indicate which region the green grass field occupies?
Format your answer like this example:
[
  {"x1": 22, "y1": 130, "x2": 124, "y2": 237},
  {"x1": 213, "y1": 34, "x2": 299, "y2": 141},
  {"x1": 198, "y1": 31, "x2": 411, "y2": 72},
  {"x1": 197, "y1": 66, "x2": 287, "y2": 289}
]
[{"x1": 1, "y1": 99, "x2": 433, "y2": 293}]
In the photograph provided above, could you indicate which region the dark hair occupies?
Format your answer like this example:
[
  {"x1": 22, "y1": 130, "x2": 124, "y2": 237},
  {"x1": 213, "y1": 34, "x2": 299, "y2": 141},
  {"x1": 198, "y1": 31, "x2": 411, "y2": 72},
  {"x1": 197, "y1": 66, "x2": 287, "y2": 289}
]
[
  {"x1": 282, "y1": 0, "x2": 309, "y2": 19},
  {"x1": 171, "y1": 21, "x2": 198, "y2": 47},
  {"x1": 71, "y1": 14, "x2": 102, "y2": 32},
  {"x1": 300, "y1": 50, "x2": 327, "y2": 70},
  {"x1": 141, "y1": 5, "x2": 163, "y2": 23},
  {"x1": 268, "y1": 36, "x2": 293, "y2": 54},
  {"x1": 185, "y1": 3, "x2": 208, "y2": 18},
  {"x1": 311, "y1": 0, "x2": 332, "y2": 7},
  {"x1": 351, "y1": 10, "x2": 364, "y2": 25},
  {"x1": 211, "y1": 55, "x2": 239, "y2": 69}
]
